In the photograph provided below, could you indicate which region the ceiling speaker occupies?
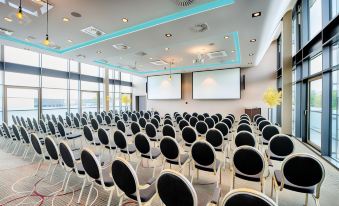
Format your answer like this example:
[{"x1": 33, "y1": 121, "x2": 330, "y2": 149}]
[{"x1": 175, "y1": 0, "x2": 195, "y2": 7}]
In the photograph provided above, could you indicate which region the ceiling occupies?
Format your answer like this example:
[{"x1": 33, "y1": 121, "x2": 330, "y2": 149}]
[{"x1": 0, "y1": 0, "x2": 294, "y2": 76}]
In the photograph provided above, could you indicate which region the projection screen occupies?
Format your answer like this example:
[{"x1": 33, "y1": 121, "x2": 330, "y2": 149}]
[
  {"x1": 147, "y1": 74, "x2": 182, "y2": 100},
  {"x1": 193, "y1": 68, "x2": 241, "y2": 99}
]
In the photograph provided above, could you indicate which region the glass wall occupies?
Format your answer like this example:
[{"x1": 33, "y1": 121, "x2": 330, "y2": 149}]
[
  {"x1": 308, "y1": 78, "x2": 322, "y2": 148},
  {"x1": 332, "y1": 0, "x2": 339, "y2": 19},
  {"x1": 331, "y1": 70, "x2": 339, "y2": 160},
  {"x1": 308, "y1": 0, "x2": 322, "y2": 39}
]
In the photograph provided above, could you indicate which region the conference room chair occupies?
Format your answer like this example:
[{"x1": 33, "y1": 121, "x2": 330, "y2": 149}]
[
  {"x1": 51, "y1": 114, "x2": 58, "y2": 125},
  {"x1": 117, "y1": 120, "x2": 132, "y2": 136},
  {"x1": 150, "y1": 118, "x2": 160, "y2": 130},
  {"x1": 272, "y1": 153, "x2": 325, "y2": 206},
  {"x1": 215, "y1": 113, "x2": 223, "y2": 122},
  {"x1": 46, "y1": 114, "x2": 51, "y2": 122},
  {"x1": 205, "y1": 117, "x2": 215, "y2": 129},
  {"x1": 189, "y1": 116, "x2": 199, "y2": 127},
  {"x1": 233, "y1": 131, "x2": 257, "y2": 148},
  {"x1": 185, "y1": 113, "x2": 192, "y2": 122},
  {"x1": 154, "y1": 115, "x2": 161, "y2": 124},
  {"x1": 253, "y1": 114, "x2": 262, "y2": 124},
  {"x1": 220, "y1": 188, "x2": 278, "y2": 206},
  {"x1": 192, "y1": 112, "x2": 198, "y2": 117},
  {"x1": 20, "y1": 116, "x2": 29, "y2": 130},
  {"x1": 81, "y1": 117, "x2": 88, "y2": 127},
  {"x1": 2, "y1": 122, "x2": 15, "y2": 152},
  {"x1": 214, "y1": 122, "x2": 230, "y2": 141},
  {"x1": 181, "y1": 126, "x2": 197, "y2": 147},
  {"x1": 139, "y1": 117, "x2": 147, "y2": 130},
  {"x1": 265, "y1": 134, "x2": 294, "y2": 163},
  {"x1": 179, "y1": 119, "x2": 189, "y2": 131},
  {"x1": 44, "y1": 136, "x2": 61, "y2": 182},
  {"x1": 195, "y1": 121, "x2": 209, "y2": 136},
  {"x1": 104, "y1": 115, "x2": 115, "y2": 127},
  {"x1": 83, "y1": 125, "x2": 101, "y2": 147},
  {"x1": 57, "y1": 122, "x2": 82, "y2": 147},
  {"x1": 222, "y1": 118, "x2": 233, "y2": 132},
  {"x1": 176, "y1": 116, "x2": 183, "y2": 125},
  {"x1": 122, "y1": 112, "x2": 129, "y2": 124},
  {"x1": 80, "y1": 148, "x2": 115, "y2": 206},
  {"x1": 90, "y1": 118, "x2": 101, "y2": 132},
  {"x1": 140, "y1": 110, "x2": 144, "y2": 117},
  {"x1": 238, "y1": 119, "x2": 251, "y2": 125},
  {"x1": 112, "y1": 157, "x2": 156, "y2": 206},
  {"x1": 113, "y1": 130, "x2": 136, "y2": 160},
  {"x1": 39, "y1": 120, "x2": 51, "y2": 138},
  {"x1": 197, "y1": 114, "x2": 205, "y2": 121},
  {"x1": 164, "y1": 114, "x2": 172, "y2": 120},
  {"x1": 26, "y1": 117, "x2": 35, "y2": 132},
  {"x1": 261, "y1": 125, "x2": 280, "y2": 147},
  {"x1": 154, "y1": 111, "x2": 160, "y2": 116},
  {"x1": 227, "y1": 114, "x2": 235, "y2": 123},
  {"x1": 191, "y1": 140, "x2": 222, "y2": 186},
  {"x1": 256, "y1": 117, "x2": 267, "y2": 129},
  {"x1": 19, "y1": 126, "x2": 33, "y2": 160},
  {"x1": 134, "y1": 132, "x2": 161, "y2": 177},
  {"x1": 32, "y1": 118, "x2": 41, "y2": 134},
  {"x1": 203, "y1": 113, "x2": 210, "y2": 117},
  {"x1": 206, "y1": 128, "x2": 227, "y2": 161},
  {"x1": 11, "y1": 124, "x2": 23, "y2": 155},
  {"x1": 231, "y1": 146, "x2": 266, "y2": 192},
  {"x1": 96, "y1": 114, "x2": 106, "y2": 126},
  {"x1": 236, "y1": 123, "x2": 253, "y2": 133},
  {"x1": 144, "y1": 112, "x2": 151, "y2": 121},
  {"x1": 211, "y1": 115, "x2": 219, "y2": 124},
  {"x1": 163, "y1": 118, "x2": 174, "y2": 126},
  {"x1": 160, "y1": 136, "x2": 190, "y2": 175},
  {"x1": 162, "y1": 124, "x2": 178, "y2": 140},
  {"x1": 145, "y1": 123, "x2": 161, "y2": 144},
  {"x1": 258, "y1": 120, "x2": 271, "y2": 132},
  {"x1": 114, "y1": 115, "x2": 121, "y2": 125},
  {"x1": 98, "y1": 128, "x2": 116, "y2": 158},
  {"x1": 130, "y1": 122, "x2": 141, "y2": 136},
  {"x1": 30, "y1": 133, "x2": 51, "y2": 176},
  {"x1": 15, "y1": 116, "x2": 22, "y2": 127},
  {"x1": 65, "y1": 115, "x2": 76, "y2": 131},
  {"x1": 11, "y1": 115, "x2": 17, "y2": 125},
  {"x1": 131, "y1": 113, "x2": 138, "y2": 122},
  {"x1": 76, "y1": 113, "x2": 81, "y2": 121},
  {"x1": 73, "y1": 117, "x2": 83, "y2": 130}
]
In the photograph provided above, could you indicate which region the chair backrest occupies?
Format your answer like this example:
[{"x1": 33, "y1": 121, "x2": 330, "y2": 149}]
[
  {"x1": 59, "y1": 141, "x2": 76, "y2": 169},
  {"x1": 30, "y1": 133, "x2": 43, "y2": 156},
  {"x1": 239, "y1": 119, "x2": 250, "y2": 125},
  {"x1": 51, "y1": 115, "x2": 57, "y2": 124},
  {"x1": 203, "y1": 113, "x2": 210, "y2": 117},
  {"x1": 184, "y1": 114, "x2": 192, "y2": 121},
  {"x1": 91, "y1": 118, "x2": 99, "y2": 131},
  {"x1": 211, "y1": 115, "x2": 219, "y2": 124},
  {"x1": 45, "y1": 136, "x2": 59, "y2": 161},
  {"x1": 15, "y1": 116, "x2": 22, "y2": 126},
  {"x1": 108, "y1": 112, "x2": 113, "y2": 120},
  {"x1": 66, "y1": 116, "x2": 72, "y2": 127},
  {"x1": 253, "y1": 114, "x2": 262, "y2": 122},
  {"x1": 81, "y1": 117, "x2": 88, "y2": 126},
  {"x1": 205, "y1": 117, "x2": 215, "y2": 129},
  {"x1": 179, "y1": 120, "x2": 189, "y2": 131},
  {"x1": 214, "y1": 122, "x2": 229, "y2": 137},
  {"x1": 192, "y1": 112, "x2": 198, "y2": 117},
  {"x1": 114, "y1": 115, "x2": 120, "y2": 123},
  {"x1": 81, "y1": 148, "x2": 101, "y2": 180},
  {"x1": 96, "y1": 115, "x2": 103, "y2": 124},
  {"x1": 98, "y1": 128, "x2": 110, "y2": 145},
  {"x1": 205, "y1": 128, "x2": 224, "y2": 150},
  {"x1": 27, "y1": 117, "x2": 34, "y2": 130},
  {"x1": 258, "y1": 120, "x2": 271, "y2": 132},
  {"x1": 176, "y1": 116, "x2": 183, "y2": 124},
  {"x1": 151, "y1": 118, "x2": 159, "y2": 128},
  {"x1": 281, "y1": 153, "x2": 325, "y2": 188},
  {"x1": 12, "y1": 115, "x2": 17, "y2": 125},
  {"x1": 195, "y1": 121, "x2": 208, "y2": 135},
  {"x1": 122, "y1": 113, "x2": 129, "y2": 122},
  {"x1": 48, "y1": 121, "x2": 56, "y2": 135},
  {"x1": 83, "y1": 125, "x2": 94, "y2": 142},
  {"x1": 57, "y1": 122, "x2": 66, "y2": 137},
  {"x1": 138, "y1": 117, "x2": 147, "y2": 129},
  {"x1": 131, "y1": 122, "x2": 141, "y2": 135},
  {"x1": 197, "y1": 114, "x2": 205, "y2": 121},
  {"x1": 221, "y1": 188, "x2": 278, "y2": 206},
  {"x1": 117, "y1": 120, "x2": 126, "y2": 133},
  {"x1": 111, "y1": 158, "x2": 139, "y2": 200},
  {"x1": 73, "y1": 117, "x2": 81, "y2": 128},
  {"x1": 39, "y1": 120, "x2": 48, "y2": 133},
  {"x1": 131, "y1": 113, "x2": 138, "y2": 122},
  {"x1": 20, "y1": 126, "x2": 30, "y2": 144},
  {"x1": 145, "y1": 123, "x2": 157, "y2": 138},
  {"x1": 144, "y1": 112, "x2": 150, "y2": 120},
  {"x1": 226, "y1": 115, "x2": 234, "y2": 124},
  {"x1": 268, "y1": 134, "x2": 294, "y2": 160},
  {"x1": 162, "y1": 124, "x2": 176, "y2": 139},
  {"x1": 262, "y1": 125, "x2": 280, "y2": 142},
  {"x1": 12, "y1": 124, "x2": 21, "y2": 141},
  {"x1": 58, "y1": 115, "x2": 64, "y2": 125},
  {"x1": 191, "y1": 141, "x2": 217, "y2": 168},
  {"x1": 21, "y1": 117, "x2": 28, "y2": 129},
  {"x1": 163, "y1": 119, "x2": 173, "y2": 126},
  {"x1": 189, "y1": 116, "x2": 198, "y2": 127},
  {"x1": 160, "y1": 137, "x2": 180, "y2": 161},
  {"x1": 222, "y1": 118, "x2": 232, "y2": 130},
  {"x1": 105, "y1": 115, "x2": 112, "y2": 125},
  {"x1": 181, "y1": 126, "x2": 197, "y2": 145},
  {"x1": 233, "y1": 146, "x2": 264, "y2": 177},
  {"x1": 32, "y1": 118, "x2": 39, "y2": 132},
  {"x1": 157, "y1": 169, "x2": 198, "y2": 206},
  {"x1": 237, "y1": 123, "x2": 252, "y2": 133},
  {"x1": 2, "y1": 122, "x2": 11, "y2": 139},
  {"x1": 234, "y1": 131, "x2": 256, "y2": 148},
  {"x1": 256, "y1": 117, "x2": 266, "y2": 127},
  {"x1": 215, "y1": 113, "x2": 223, "y2": 122},
  {"x1": 76, "y1": 113, "x2": 81, "y2": 121},
  {"x1": 114, "y1": 130, "x2": 128, "y2": 150},
  {"x1": 134, "y1": 133, "x2": 151, "y2": 155}
]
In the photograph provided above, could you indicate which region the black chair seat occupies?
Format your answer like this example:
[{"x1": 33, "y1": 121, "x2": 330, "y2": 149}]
[
  {"x1": 167, "y1": 153, "x2": 189, "y2": 165},
  {"x1": 274, "y1": 170, "x2": 315, "y2": 194},
  {"x1": 235, "y1": 172, "x2": 261, "y2": 182},
  {"x1": 121, "y1": 144, "x2": 136, "y2": 154},
  {"x1": 73, "y1": 162, "x2": 85, "y2": 175},
  {"x1": 195, "y1": 159, "x2": 221, "y2": 172},
  {"x1": 265, "y1": 149, "x2": 284, "y2": 161},
  {"x1": 95, "y1": 167, "x2": 114, "y2": 187},
  {"x1": 105, "y1": 145, "x2": 117, "y2": 149},
  {"x1": 141, "y1": 148, "x2": 161, "y2": 159},
  {"x1": 126, "y1": 183, "x2": 156, "y2": 202},
  {"x1": 66, "y1": 133, "x2": 82, "y2": 140},
  {"x1": 91, "y1": 138, "x2": 101, "y2": 146},
  {"x1": 149, "y1": 135, "x2": 161, "y2": 142}
]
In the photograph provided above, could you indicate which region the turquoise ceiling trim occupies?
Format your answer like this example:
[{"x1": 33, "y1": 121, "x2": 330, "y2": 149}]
[
  {"x1": 0, "y1": 0, "x2": 235, "y2": 54},
  {"x1": 94, "y1": 31, "x2": 241, "y2": 75}
]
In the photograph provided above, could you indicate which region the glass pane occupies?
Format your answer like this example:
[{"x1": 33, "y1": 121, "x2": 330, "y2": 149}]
[
  {"x1": 332, "y1": 0, "x2": 339, "y2": 19},
  {"x1": 4, "y1": 46, "x2": 39, "y2": 67},
  {"x1": 82, "y1": 91, "x2": 98, "y2": 113},
  {"x1": 99, "y1": 68, "x2": 106, "y2": 78},
  {"x1": 331, "y1": 42, "x2": 339, "y2": 67},
  {"x1": 115, "y1": 71, "x2": 120, "y2": 80},
  {"x1": 309, "y1": 54, "x2": 322, "y2": 75},
  {"x1": 7, "y1": 88, "x2": 38, "y2": 125},
  {"x1": 81, "y1": 63, "x2": 99, "y2": 77},
  {"x1": 121, "y1": 93, "x2": 132, "y2": 111},
  {"x1": 332, "y1": 70, "x2": 339, "y2": 160},
  {"x1": 5, "y1": 72, "x2": 39, "y2": 87},
  {"x1": 70, "y1": 79, "x2": 79, "y2": 90},
  {"x1": 309, "y1": 78, "x2": 322, "y2": 148},
  {"x1": 109, "y1": 92, "x2": 114, "y2": 110},
  {"x1": 292, "y1": 16, "x2": 297, "y2": 56},
  {"x1": 42, "y1": 88, "x2": 68, "y2": 117},
  {"x1": 309, "y1": 0, "x2": 322, "y2": 39},
  {"x1": 42, "y1": 54, "x2": 68, "y2": 71},
  {"x1": 81, "y1": 81, "x2": 98, "y2": 91},
  {"x1": 121, "y1": 85, "x2": 132, "y2": 93},
  {"x1": 70, "y1": 90, "x2": 79, "y2": 111},
  {"x1": 42, "y1": 76, "x2": 68, "y2": 89},
  {"x1": 70, "y1": 60, "x2": 79, "y2": 73},
  {"x1": 121, "y1": 72, "x2": 131, "y2": 82},
  {"x1": 292, "y1": 83, "x2": 296, "y2": 136},
  {"x1": 115, "y1": 93, "x2": 120, "y2": 111}
]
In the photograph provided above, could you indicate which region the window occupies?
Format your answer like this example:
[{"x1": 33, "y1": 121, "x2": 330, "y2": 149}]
[
  {"x1": 121, "y1": 72, "x2": 131, "y2": 82},
  {"x1": 70, "y1": 60, "x2": 79, "y2": 73},
  {"x1": 41, "y1": 54, "x2": 68, "y2": 71},
  {"x1": 308, "y1": 78, "x2": 322, "y2": 148},
  {"x1": 114, "y1": 93, "x2": 120, "y2": 111},
  {"x1": 5, "y1": 72, "x2": 39, "y2": 87},
  {"x1": 309, "y1": 0, "x2": 322, "y2": 39},
  {"x1": 81, "y1": 81, "x2": 99, "y2": 91},
  {"x1": 332, "y1": 0, "x2": 339, "y2": 19},
  {"x1": 292, "y1": 83, "x2": 296, "y2": 136},
  {"x1": 81, "y1": 63, "x2": 99, "y2": 77},
  {"x1": 121, "y1": 93, "x2": 132, "y2": 111},
  {"x1": 82, "y1": 91, "x2": 98, "y2": 113},
  {"x1": 331, "y1": 42, "x2": 339, "y2": 67},
  {"x1": 4, "y1": 46, "x2": 39, "y2": 67},
  {"x1": 309, "y1": 53, "x2": 323, "y2": 75},
  {"x1": 70, "y1": 90, "x2": 79, "y2": 114},
  {"x1": 121, "y1": 85, "x2": 132, "y2": 93},
  {"x1": 292, "y1": 16, "x2": 297, "y2": 56},
  {"x1": 331, "y1": 70, "x2": 339, "y2": 161},
  {"x1": 42, "y1": 76, "x2": 68, "y2": 89},
  {"x1": 42, "y1": 88, "x2": 68, "y2": 117},
  {"x1": 115, "y1": 71, "x2": 120, "y2": 80}
]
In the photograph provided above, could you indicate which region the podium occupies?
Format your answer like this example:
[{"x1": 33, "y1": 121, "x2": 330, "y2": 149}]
[{"x1": 244, "y1": 108, "x2": 261, "y2": 121}]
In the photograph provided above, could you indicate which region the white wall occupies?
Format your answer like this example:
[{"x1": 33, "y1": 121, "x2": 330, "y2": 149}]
[
  {"x1": 132, "y1": 75, "x2": 147, "y2": 111},
  {"x1": 146, "y1": 41, "x2": 277, "y2": 117}
]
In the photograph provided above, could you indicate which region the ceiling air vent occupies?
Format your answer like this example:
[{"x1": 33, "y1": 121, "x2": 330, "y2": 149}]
[
  {"x1": 206, "y1": 50, "x2": 228, "y2": 59},
  {"x1": 112, "y1": 43, "x2": 130, "y2": 50},
  {"x1": 81, "y1": 26, "x2": 105, "y2": 37},
  {"x1": 190, "y1": 23, "x2": 208, "y2": 33},
  {"x1": 175, "y1": 0, "x2": 195, "y2": 7},
  {"x1": 0, "y1": 27, "x2": 14, "y2": 36},
  {"x1": 150, "y1": 60, "x2": 168, "y2": 66}
]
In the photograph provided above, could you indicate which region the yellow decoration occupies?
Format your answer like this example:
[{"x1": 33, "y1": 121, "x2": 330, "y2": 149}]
[
  {"x1": 121, "y1": 95, "x2": 131, "y2": 106},
  {"x1": 263, "y1": 87, "x2": 282, "y2": 108}
]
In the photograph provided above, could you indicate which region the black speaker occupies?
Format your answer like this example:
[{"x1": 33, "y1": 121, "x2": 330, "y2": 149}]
[{"x1": 242, "y1": 75, "x2": 245, "y2": 90}]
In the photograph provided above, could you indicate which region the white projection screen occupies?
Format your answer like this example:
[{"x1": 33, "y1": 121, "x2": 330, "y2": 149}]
[
  {"x1": 193, "y1": 68, "x2": 241, "y2": 99},
  {"x1": 147, "y1": 74, "x2": 182, "y2": 100}
]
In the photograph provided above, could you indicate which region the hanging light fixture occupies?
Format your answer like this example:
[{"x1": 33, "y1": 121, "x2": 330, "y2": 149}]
[
  {"x1": 43, "y1": 0, "x2": 50, "y2": 46},
  {"x1": 16, "y1": 0, "x2": 23, "y2": 20},
  {"x1": 169, "y1": 60, "x2": 173, "y2": 80}
]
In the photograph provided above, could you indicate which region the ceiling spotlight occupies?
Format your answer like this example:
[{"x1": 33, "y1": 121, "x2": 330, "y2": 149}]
[
  {"x1": 63, "y1": 17, "x2": 70, "y2": 22},
  {"x1": 67, "y1": 39, "x2": 73, "y2": 43},
  {"x1": 165, "y1": 33, "x2": 172, "y2": 38},
  {"x1": 4, "y1": 17, "x2": 12, "y2": 22},
  {"x1": 43, "y1": 34, "x2": 50, "y2": 46},
  {"x1": 250, "y1": 39, "x2": 256, "y2": 42},
  {"x1": 122, "y1": 18, "x2": 128, "y2": 23},
  {"x1": 249, "y1": 53, "x2": 254, "y2": 56},
  {"x1": 252, "y1": 12, "x2": 261, "y2": 18},
  {"x1": 149, "y1": 57, "x2": 153, "y2": 60},
  {"x1": 231, "y1": 50, "x2": 235, "y2": 53},
  {"x1": 16, "y1": 0, "x2": 23, "y2": 20},
  {"x1": 96, "y1": 50, "x2": 102, "y2": 54},
  {"x1": 165, "y1": 47, "x2": 169, "y2": 51},
  {"x1": 224, "y1": 36, "x2": 229, "y2": 39},
  {"x1": 77, "y1": 54, "x2": 86, "y2": 59}
]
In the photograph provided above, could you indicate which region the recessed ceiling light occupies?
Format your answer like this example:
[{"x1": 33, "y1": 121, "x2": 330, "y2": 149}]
[
  {"x1": 165, "y1": 47, "x2": 169, "y2": 51},
  {"x1": 96, "y1": 50, "x2": 102, "y2": 54},
  {"x1": 231, "y1": 50, "x2": 235, "y2": 53},
  {"x1": 224, "y1": 36, "x2": 229, "y2": 39},
  {"x1": 77, "y1": 54, "x2": 86, "y2": 59},
  {"x1": 67, "y1": 39, "x2": 73, "y2": 43},
  {"x1": 25, "y1": 38, "x2": 29, "y2": 42},
  {"x1": 122, "y1": 18, "x2": 128, "y2": 23},
  {"x1": 165, "y1": 33, "x2": 172, "y2": 38},
  {"x1": 250, "y1": 39, "x2": 256, "y2": 42},
  {"x1": 63, "y1": 17, "x2": 70, "y2": 22},
  {"x1": 149, "y1": 57, "x2": 153, "y2": 60},
  {"x1": 4, "y1": 17, "x2": 12, "y2": 22},
  {"x1": 249, "y1": 53, "x2": 254, "y2": 56},
  {"x1": 252, "y1": 12, "x2": 261, "y2": 18}
]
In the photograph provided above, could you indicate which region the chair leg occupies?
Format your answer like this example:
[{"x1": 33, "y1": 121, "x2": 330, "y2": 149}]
[
  {"x1": 232, "y1": 175, "x2": 235, "y2": 190},
  {"x1": 305, "y1": 193, "x2": 308, "y2": 206},
  {"x1": 77, "y1": 178, "x2": 86, "y2": 204},
  {"x1": 107, "y1": 189, "x2": 114, "y2": 206},
  {"x1": 315, "y1": 197, "x2": 320, "y2": 206},
  {"x1": 271, "y1": 177, "x2": 274, "y2": 197},
  {"x1": 85, "y1": 182, "x2": 94, "y2": 206},
  {"x1": 152, "y1": 159, "x2": 156, "y2": 177},
  {"x1": 118, "y1": 195, "x2": 124, "y2": 206}
]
